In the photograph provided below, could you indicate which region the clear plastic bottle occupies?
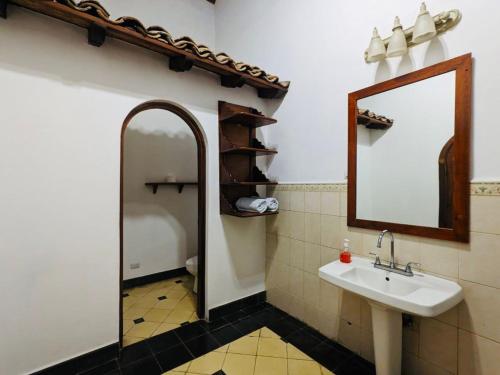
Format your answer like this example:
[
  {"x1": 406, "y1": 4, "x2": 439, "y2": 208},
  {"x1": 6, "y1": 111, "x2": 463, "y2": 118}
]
[{"x1": 340, "y1": 238, "x2": 352, "y2": 263}]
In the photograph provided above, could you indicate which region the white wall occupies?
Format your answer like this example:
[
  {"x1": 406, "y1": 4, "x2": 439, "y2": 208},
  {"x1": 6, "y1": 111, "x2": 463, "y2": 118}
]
[
  {"x1": 215, "y1": 0, "x2": 500, "y2": 183},
  {"x1": 357, "y1": 71, "x2": 455, "y2": 227},
  {"x1": 0, "y1": 3, "x2": 266, "y2": 374},
  {"x1": 123, "y1": 109, "x2": 198, "y2": 280}
]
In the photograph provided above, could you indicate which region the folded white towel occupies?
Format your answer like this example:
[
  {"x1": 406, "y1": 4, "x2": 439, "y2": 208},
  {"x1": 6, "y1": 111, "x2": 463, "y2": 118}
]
[
  {"x1": 235, "y1": 197, "x2": 268, "y2": 213},
  {"x1": 266, "y1": 197, "x2": 279, "y2": 212}
]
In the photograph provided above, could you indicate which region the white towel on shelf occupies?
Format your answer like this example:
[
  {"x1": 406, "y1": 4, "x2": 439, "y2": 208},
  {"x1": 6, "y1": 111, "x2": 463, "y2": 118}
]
[
  {"x1": 235, "y1": 197, "x2": 268, "y2": 213},
  {"x1": 266, "y1": 197, "x2": 279, "y2": 212}
]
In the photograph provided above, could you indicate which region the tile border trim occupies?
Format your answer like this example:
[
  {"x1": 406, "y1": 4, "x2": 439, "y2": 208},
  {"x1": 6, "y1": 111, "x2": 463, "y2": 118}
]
[
  {"x1": 270, "y1": 181, "x2": 500, "y2": 196},
  {"x1": 209, "y1": 291, "x2": 266, "y2": 321},
  {"x1": 123, "y1": 267, "x2": 189, "y2": 289}
]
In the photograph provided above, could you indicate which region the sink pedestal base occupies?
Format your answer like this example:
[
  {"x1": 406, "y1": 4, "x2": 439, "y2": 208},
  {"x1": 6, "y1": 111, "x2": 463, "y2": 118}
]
[{"x1": 369, "y1": 302, "x2": 402, "y2": 375}]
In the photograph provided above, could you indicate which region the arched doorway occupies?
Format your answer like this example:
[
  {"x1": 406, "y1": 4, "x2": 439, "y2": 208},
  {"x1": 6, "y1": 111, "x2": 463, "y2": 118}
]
[{"x1": 119, "y1": 100, "x2": 206, "y2": 347}]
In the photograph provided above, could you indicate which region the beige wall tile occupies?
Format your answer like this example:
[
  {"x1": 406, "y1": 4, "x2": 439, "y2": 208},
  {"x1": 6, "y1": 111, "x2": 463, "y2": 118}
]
[
  {"x1": 290, "y1": 239, "x2": 305, "y2": 270},
  {"x1": 339, "y1": 290, "x2": 361, "y2": 326},
  {"x1": 305, "y1": 192, "x2": 321, "y2": 213},
  {"x1": 305, "y1": 213, "x2": 321, "y2": 244},
  {"x1": 304, "y1": 243, "x2": 321, "y2": 275},
  {"x1": 288, "y1": 267, "x2": 303, "y2": 299},
  {"x1": 459, "y1": 232, "x2": 500, "y2": 288},
  {"x1": 395, "y1": 235, "x2": 421, "y2": 267},
  {"x1": 278, "y1": 191, "x2": 290, "y2": 211},
  {"x1": 288, "y1": 295, "x2": 305, "y2": 322},
  {"x1": 320, "y1": 215, "x2": 341, "y2": 249},
  {"x1": 402, "y1": 352, "x2": 453, "y2": 375},
  {"x1": 290, "y1": 191, "x2": 305, "y2": 212},
  {"x1": 318, "y1": 309, "x2": 339, "y2": 340},
  {"x1": 340, "y1": 192, "x2": 347, "y2": 217},
  {"x1": 319, "y1": 279, "x2": 340, "y2": 315},
  {"x1": 419, "y1": 318, "x2": 458, "y2": 374},
  {"x1": 275, "y1": 235, "x2": 290, "y2": 265},
  {"x1": 266, "y1": 233, "x2": 278, "y2": 260},
  {"x1": 320, "y1": 192, "x2": 340, "y2": 216},
  {"x1": 458, "y1": 329, "x2": 500, "y2": 375},
  {"x1": 471, "y1": 195, "x2": 500, "y2": 235},
  {"x1": 434, "y1": 306, "x2": 458, "y2": 327},
  {"x1": 289, "y1": 211, "x2": 305, "y2": 241},
  {"x1": 458, "y1": 280, "x2": 500, "y2": 342},
  {"x1": 304, "y1": 304, "x2": 321, "y2": 331},
  {"x1": 303, "y1": 272, "x2": 320, "y2": 307},
  {"x1": 338, "y1": 319, "x2": 361, "y2": 354},
  {"x1": 340, "y1": 218, "x2": 364, "y2": 255},
  {"x1": 320, "y1": 246, "x2": 339, "y2": 267},
  {"x1": 420, "y1": 238, "x2": 460, "y2": 278}
]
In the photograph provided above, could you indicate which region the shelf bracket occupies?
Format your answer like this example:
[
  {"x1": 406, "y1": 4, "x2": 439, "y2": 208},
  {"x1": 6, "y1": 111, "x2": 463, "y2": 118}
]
[
  {"x1": 0, "y1": 0, "x2": 7, "y2": 19},
  {"x1": 152, "y1": 184, "x2": 158, "y2": 194},
  {"x1": 220, "y1": 74, "x2": 245, "y2": 88},
  {"x1": 169, "y1": 56, "x2": 194, "y2": 72},
  {"x1": 177, "y1": 184, "x2": 185, "y2": 194},
  {"x1": 88, "y1": 22, "x2": 106, "y2": 47}
]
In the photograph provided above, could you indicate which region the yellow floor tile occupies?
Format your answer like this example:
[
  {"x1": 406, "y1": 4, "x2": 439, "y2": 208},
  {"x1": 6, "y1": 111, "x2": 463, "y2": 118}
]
[
  {"x1": 176, "y1": 296, "x2": 196, "y2": 310},
  {"x1": 288, "y1": 359, "x2": 321, "y2": 375},
  {"x1": 228, "y1": 336, "x2": 259, "y2": 355},
  {"x1": 189, "y1": 312, "x2": 199, "y2": 323},
  {"x1": 123, "y1": 296, "x2": 139, "y2": 311},
  {"x1": 156, "y1": 298, "x2": 180, "y2": 310},
  {"x1": 214, "y1": 344, "x2": 229, "y2": 353},
  {"x1": 166, "y1": 290, "x2": 188, "y2": 300},
  {"x1": 287, "y1": 343, "x2": 312, "y2": 360},
  {"x1": 153, "y1": 322, "x2": 180, "y2": 336},
  {"x1": 123, "y1": 335, "x2": 144, "y2": 347},
  {"x1": 144, "y1": 308, "x2": 172, "y2": 322},
  {"x1": 257, "y1": 337, "x2": 287, "y2": 358},
  {"x1": 165, "y1": 309, "x2": 194, "y2": 324},
  {"x1": 162, "y1": 372, "x2": 184, "y2": 375},
  {"x1": 123, "y1": 319, "x2": 134, "y2": 334},
  {"x1": 260, "y1": 327, "x2": 280, "y2": 339},
  {"x1": 123, "y1": 307, "x2": 150, "y2": 320},
  {"x1": 187, "y1": 351, "x2": 225, "y2": 374},
  {"x1": 133, "y1": 296, "x2": 160, "y2": 309},
  {"x1": 222, "y1": 353, "x2": 256, "y2": 375},
  {"x1": 321, "y1": 366, "x2": 336, "y2": 375},
  {"x1": 254, "y1": 356, "x2": 287, "y2": 375},
  {"x1": 171, "y1": 361, "x2": 190, "y2": 372},
  {"x1": 127, "y1": 322, "x2": 161, "y2": 338},
  {"x1": 248, "y1": 329, "x2": 261, "y2": 337}
]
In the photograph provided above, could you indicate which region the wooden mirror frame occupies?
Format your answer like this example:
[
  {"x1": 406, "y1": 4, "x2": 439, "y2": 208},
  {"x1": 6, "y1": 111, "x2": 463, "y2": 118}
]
[{"x1": 347, "y1": 54, "x2": 472, "y2": 242}]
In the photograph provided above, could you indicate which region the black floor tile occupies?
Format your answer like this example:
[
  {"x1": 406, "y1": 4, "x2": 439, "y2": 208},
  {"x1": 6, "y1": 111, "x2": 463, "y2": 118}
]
[
  {"x1": 155, "y1": 343, "x2": 193, "y2": 372},
  {"x1": 199, "y1": 317, "x2": 230, "y2": 332},
  {"x1": 266, "y1": 317, "x2": 302, "y2": 338},
  {"x1": 119, "y1": 341, "x2": 153, "y2": 367},
  {"x1": 286, "y1": 329, "x2": 323, "y2": 353},
  {"x1": 309, "y1": 341, "x2": 353, "y2": 371},
  {"x1": 78, "y1": 360, "x2": 118, "y2": 375},
  {"x1": 252, "y1": 308, "x2": 286, "y2": 325},
  {"x1": 147, "y1": 331, "x2": 182, "y2": 354},
  {"x1": 120, "y1": 356, "x2": 161, "y2": 375},
  {"x1": 232, "y1": 316, "x2": 264, "y2": 335},
  {"x1": 184, "y1": 333, "x2": 220, "y2": 357},
  {"x1": 210, "y1": 324, "x2": 242, "y2": 346},
  {"x1": 222, "y1": 309, "x2": 249, "y2": 323},
  {"x1": 335, "y1": 357, "x2": 376, "y2": 375},
  {"x1": 174, "y1": 321, "x2": 207, "y2": 341},
  {"x1": 241, "y1": 302, "x2": 270, "y2": 315}
]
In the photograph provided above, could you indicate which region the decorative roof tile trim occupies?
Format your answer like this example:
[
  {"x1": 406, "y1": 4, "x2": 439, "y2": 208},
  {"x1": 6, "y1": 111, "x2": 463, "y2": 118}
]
[
  {"x1": 271, "y1": 182, "x2": 500, "y2": 195},
  {"x1": 471, "y1": 182, "x2": 500, "y2": 196},
  {"x1": 57, "y1": 0, "x2": 290, "y2": 89}
]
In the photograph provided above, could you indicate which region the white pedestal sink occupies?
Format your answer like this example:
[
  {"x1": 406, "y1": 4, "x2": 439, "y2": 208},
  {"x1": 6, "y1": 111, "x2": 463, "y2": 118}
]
[{"x1": 319, "y1": 257, "x2": 463, "y2": 375}]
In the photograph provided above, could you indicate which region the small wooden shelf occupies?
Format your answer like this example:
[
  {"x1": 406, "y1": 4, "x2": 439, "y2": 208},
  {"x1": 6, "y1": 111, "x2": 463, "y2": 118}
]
[
  {"x1": 221, "y1": 146, "x2": 277, "y2": 155},
  {"x1": 220, "y1": 112, "x2": 277, "y2": 128},
  {"x1": 145, "y1": 182, "x2": 197, "y2": 194},
  {"x1": 224, "y1": 210, "x2": 279, "y2": 218},
  {"x1": 357, "y1": 114, "x2": 393, "y2": 130}
]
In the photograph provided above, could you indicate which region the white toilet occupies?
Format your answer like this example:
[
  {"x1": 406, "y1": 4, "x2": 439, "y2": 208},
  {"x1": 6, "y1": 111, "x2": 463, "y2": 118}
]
[{"x1": 186, "y1": 256, "x2": 198, "y2": 293}]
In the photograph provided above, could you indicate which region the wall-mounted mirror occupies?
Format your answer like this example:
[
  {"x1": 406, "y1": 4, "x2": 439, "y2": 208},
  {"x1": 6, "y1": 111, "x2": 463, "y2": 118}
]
[{"x1": 348, "y1": 54, "x2": 472, "y2": 242}]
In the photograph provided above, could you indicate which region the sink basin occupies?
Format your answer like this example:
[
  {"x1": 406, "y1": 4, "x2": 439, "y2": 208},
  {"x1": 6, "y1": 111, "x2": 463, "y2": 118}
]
[
  {"x1": 319, "y1": 256, "x2": 464, "y2": 375},
  {"x1": 319, "y1": 256, "x2": 463, "y2": 317}
]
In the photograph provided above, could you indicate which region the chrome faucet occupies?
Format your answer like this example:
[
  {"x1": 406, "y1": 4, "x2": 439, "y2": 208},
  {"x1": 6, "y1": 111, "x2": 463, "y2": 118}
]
[{"x1": 369, "y1": 230, "x2": 419, "y2": 277}]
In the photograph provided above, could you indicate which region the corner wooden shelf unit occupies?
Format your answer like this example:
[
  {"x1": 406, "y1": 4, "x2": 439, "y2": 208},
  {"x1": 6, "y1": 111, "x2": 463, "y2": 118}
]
[{"x1": 219, "y1": 101, "x2": 279, "y2": 217}]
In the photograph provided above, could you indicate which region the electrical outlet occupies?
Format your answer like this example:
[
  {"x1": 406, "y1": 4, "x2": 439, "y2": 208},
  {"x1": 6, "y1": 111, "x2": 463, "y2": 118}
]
[{"x1": 130, "y1": 263, "x2": 140, "y2": 270}]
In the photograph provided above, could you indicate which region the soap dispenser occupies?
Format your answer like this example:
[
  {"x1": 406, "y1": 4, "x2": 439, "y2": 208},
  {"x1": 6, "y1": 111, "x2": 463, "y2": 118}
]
[{"x1": 340, "y1": 238, "x2": 352, "y2": 263}]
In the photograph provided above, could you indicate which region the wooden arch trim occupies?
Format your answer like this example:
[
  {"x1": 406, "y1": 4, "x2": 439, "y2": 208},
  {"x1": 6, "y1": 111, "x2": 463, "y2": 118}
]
[{"x1": 119, "y1": 100, "x2": 207, "y2": 347}]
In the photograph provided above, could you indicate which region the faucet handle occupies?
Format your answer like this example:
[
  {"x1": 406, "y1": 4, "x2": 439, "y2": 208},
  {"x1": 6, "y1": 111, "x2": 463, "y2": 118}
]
[
  {"x1": 369, "y1": 252, "x2": 382, "y2": 265},
  {"x1": 404, "y1": 262, "x2": 421, "y2": 273}
]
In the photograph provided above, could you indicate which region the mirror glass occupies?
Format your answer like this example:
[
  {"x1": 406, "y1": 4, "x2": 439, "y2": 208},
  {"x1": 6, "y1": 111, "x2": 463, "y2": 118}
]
[{"x1": 356, "y1": 71, "x2": 456, "y2": 228}]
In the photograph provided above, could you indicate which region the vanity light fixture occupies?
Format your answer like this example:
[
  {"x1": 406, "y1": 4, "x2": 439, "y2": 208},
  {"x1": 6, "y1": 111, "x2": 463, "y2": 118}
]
[
  {"x1": 386, "y1": 17, "x2": 408, "y2": 57},
  {"x1": 364, "y1": 3, "x2": 461, "y2": 63},
  {"x1": 412, "y1": 2, "x2": 437, "y2": 43},
  {"x1": 366, "y1": 28, "x2": 386, "y2": 62}
]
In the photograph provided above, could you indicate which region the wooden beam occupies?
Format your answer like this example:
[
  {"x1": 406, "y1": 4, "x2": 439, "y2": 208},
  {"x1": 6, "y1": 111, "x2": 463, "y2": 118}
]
[
  {"x1": 0, "y1": 0, "x2": 7, "y2": 18},
  {"x1": 87, "y1": 22, "x2": 106, "y2": 47},
  {"x1": 169, "y1": 55, "x2": 193, "y2": 72}
]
